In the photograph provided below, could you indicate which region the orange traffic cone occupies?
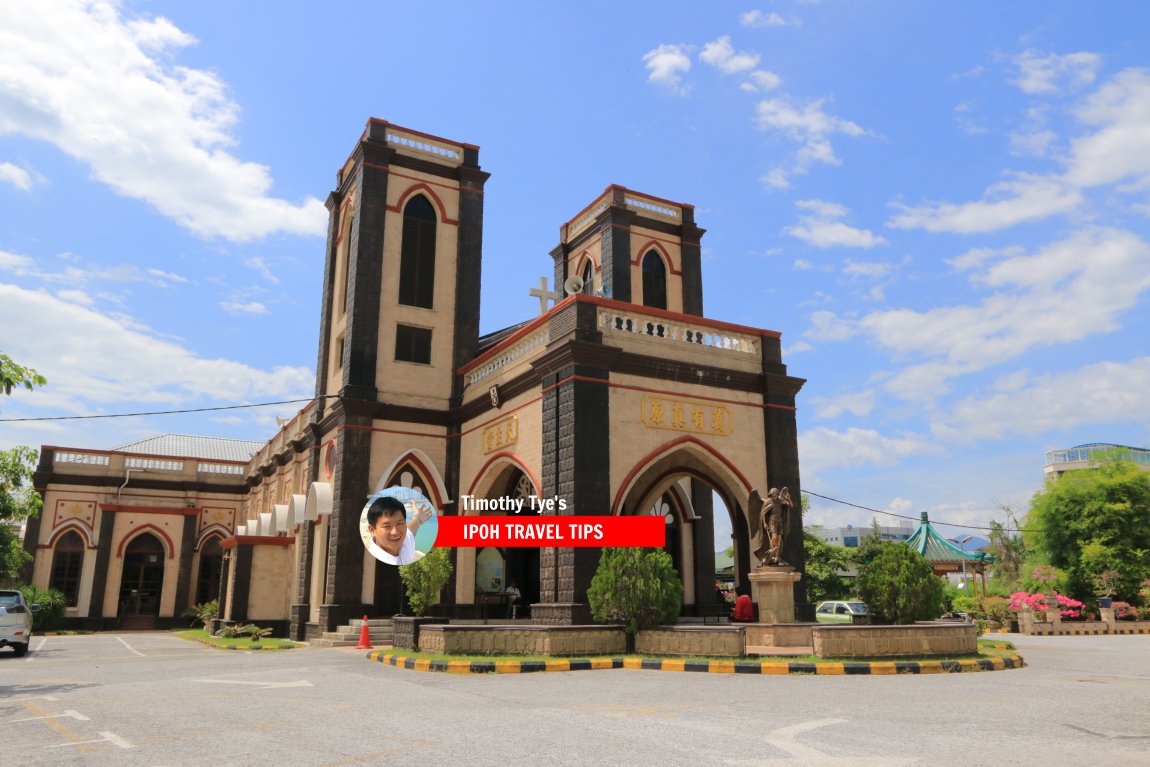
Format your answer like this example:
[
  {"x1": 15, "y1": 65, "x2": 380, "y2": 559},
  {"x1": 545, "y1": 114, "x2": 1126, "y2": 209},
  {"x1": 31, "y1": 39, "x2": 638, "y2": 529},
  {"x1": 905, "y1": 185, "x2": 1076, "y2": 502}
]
[{"x1": 356, "y1": 615, "x2": 373, "y2": 650}]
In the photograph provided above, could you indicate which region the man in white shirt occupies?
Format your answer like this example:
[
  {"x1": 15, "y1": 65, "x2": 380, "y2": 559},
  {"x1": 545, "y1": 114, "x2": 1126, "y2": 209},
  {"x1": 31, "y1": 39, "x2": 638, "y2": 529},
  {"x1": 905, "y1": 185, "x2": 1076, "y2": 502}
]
[{"x1": 365, "y1": 496, "x2": 432, "y2": 565}]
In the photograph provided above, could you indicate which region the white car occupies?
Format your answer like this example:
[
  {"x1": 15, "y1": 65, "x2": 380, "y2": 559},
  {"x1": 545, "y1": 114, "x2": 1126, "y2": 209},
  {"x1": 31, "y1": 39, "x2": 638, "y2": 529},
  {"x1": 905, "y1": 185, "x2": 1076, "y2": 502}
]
[{"x1": 0, "y1": 590, "x2": 40, "y2": 657}]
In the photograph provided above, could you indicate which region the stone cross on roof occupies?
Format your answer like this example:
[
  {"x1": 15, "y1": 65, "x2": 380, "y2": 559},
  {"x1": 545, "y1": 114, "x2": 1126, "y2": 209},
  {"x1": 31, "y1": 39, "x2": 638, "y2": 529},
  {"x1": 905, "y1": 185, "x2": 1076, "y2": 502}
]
[{"x1": 528, "y1": 276, "x2": 562, "y2": 316}]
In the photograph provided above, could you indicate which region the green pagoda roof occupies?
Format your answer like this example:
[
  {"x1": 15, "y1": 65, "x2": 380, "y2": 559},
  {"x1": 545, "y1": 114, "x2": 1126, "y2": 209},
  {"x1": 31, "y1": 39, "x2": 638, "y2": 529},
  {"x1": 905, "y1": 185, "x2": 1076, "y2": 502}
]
[{"x1": 905, "y1": 512, "x2": 992, "y2": 564}]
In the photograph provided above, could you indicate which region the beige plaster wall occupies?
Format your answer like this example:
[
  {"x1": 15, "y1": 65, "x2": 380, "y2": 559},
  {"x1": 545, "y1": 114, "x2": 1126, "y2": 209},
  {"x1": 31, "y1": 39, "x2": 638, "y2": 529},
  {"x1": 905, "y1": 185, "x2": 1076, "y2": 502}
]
[
  {"x1": 375, "y1": 168, "x2": 462, "y2": 409},
  {"x1": 247, "y1": 545, "x2": 291, "y2": 621},
  {"x1": 607, "y1": 372, "x2": 768, "y2": 515},
  {"x1": 629, "y1": 224, "x2": 684, "y2": 314}
]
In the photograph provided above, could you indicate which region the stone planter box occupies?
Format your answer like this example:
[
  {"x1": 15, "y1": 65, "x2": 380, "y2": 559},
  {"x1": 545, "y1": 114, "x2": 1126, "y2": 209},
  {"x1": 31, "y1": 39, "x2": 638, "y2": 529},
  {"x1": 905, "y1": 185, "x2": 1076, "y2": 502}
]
[
  {"x1": 392, "y1": 616, "x2": 449, "y2": 650},
  {"x1": 811, "y1": 622, "x2": 978, "y2": 658},
  {"x1": 416, "y1": 624, "x2": 626, "y2": 656}
]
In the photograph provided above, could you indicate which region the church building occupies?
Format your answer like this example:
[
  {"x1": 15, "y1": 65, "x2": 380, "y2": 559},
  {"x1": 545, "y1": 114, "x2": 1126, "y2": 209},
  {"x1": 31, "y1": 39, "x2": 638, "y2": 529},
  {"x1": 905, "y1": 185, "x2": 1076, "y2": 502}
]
[{"x1": 25, "y1": 119, "x2": 806, "y2": 638}]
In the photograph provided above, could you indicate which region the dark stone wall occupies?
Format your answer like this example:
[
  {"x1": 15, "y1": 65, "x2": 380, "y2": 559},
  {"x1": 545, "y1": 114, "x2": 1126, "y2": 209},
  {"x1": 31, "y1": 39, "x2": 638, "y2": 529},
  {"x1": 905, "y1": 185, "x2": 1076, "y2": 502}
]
[
  {"x1": 173, "y1": 515, "x2": 197, "y2": 614},
  {"x1": 599, "y1": 206, "x2": 633, "y2": 302},
  {"x1": 760, "y1": 334, "x2": 807, "y2": 604},
  {"x1": 86, "y1": 509, "x2": 115, "y2": 619}
]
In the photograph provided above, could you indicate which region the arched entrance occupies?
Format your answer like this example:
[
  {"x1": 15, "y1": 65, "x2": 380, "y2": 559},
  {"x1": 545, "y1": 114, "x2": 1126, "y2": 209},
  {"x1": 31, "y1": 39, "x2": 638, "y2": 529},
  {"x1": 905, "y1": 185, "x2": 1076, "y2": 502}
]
[
  {"x1": 615, "y1": 441, "x2": 753, "y2": 616},
  {"x1": 458, "y1": 459, "x2": 541, "y2": 619},
  {"x1": 118, "y1": 533, "x2": 165, "y2": 629}
]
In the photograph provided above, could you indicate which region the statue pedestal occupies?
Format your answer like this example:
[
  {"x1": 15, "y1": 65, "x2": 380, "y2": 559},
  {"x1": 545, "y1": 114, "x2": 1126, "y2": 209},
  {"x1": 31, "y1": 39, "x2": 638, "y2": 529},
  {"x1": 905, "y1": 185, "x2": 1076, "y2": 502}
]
[{"x1": 748, "y1": 567, "x2": 801, "y2": 624}]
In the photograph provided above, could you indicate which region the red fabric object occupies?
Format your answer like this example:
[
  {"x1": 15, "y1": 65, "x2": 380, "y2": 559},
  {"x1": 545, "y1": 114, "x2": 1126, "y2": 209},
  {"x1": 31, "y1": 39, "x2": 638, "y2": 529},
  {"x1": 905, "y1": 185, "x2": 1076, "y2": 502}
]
[{"x1": 732, "y1": 595, "x2": 754, "y2": 622}]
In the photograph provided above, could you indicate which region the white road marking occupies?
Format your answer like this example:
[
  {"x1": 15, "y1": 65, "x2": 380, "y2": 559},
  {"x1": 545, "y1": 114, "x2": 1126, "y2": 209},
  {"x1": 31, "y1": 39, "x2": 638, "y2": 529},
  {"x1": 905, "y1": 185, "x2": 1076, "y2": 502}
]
[
  {"x1": 45, "y1": 731, "x2": 133, "y2": 749},
  {"x1": 24, "y1": 636, "x2": 48, "y2": 660},
  {"x1": 726, "y1": 718, "x2": 915, "y2": 766},
  {"x1": 9, "y1": 709, "x2": 90, "y2": 723},
  {"x1": 194, "y1": 678, "x2": 313, "y2": 689},
  {"x1": 99, "y1": 731, "x2": 134, "y2": 748},
  {"x1": 3, "y1": 695, "x2": 59, "y2": 703},
  {"x1": 115, "y1": 635, "x2": 145, "y2": 657}
]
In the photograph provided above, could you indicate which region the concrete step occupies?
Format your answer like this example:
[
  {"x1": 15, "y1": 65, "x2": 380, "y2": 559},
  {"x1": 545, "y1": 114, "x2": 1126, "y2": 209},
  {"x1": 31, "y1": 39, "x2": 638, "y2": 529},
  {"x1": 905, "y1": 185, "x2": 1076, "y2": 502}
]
[
  {"x1": 321, "y1": 630, "x2": 393, "y2": 641},
  {"x1": 309, "y1": 638, "x2": 362, "y2": 648}
]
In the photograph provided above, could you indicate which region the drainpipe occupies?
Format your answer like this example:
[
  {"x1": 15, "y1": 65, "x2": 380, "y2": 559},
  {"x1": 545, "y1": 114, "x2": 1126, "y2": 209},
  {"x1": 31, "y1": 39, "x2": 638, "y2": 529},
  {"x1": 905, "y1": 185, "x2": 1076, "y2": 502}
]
[{"x1": 117, "y1": 468, "x2": 143, "y2": 504}]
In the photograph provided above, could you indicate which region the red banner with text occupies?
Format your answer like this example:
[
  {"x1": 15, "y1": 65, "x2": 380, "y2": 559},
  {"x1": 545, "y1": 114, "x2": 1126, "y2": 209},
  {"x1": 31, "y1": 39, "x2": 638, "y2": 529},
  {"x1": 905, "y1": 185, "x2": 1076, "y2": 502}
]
[{"x1": 436, "y1": 516, "x2": 665, "y2": 548}]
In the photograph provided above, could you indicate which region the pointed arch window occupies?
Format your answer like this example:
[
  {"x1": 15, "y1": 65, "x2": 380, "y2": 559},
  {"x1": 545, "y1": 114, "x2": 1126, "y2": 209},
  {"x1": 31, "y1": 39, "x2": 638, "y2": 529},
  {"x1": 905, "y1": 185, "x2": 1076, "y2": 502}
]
[
  {"x1": 399, "y1": 195, "x2": 437, "y2": 308},
  {"x1": 50, "y1": 530, "x2": 85, "y2": 607},
  {"x1": 580, "y1": 260, "x2": 594, "y2": 295},
  {"x1": 642, "y1": 250, "x2": 667, "y2": 310}
]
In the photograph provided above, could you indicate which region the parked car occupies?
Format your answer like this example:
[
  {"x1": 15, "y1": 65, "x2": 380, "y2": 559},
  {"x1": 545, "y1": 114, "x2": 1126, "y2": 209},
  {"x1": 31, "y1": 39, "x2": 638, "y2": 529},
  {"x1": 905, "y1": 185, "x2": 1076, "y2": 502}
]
[
  {"x1": 0, "y1": 589, "x2": 40, "y2": 657},
  {"x1": 815, "y1": 600, "x2": 869, "y2": 624}
]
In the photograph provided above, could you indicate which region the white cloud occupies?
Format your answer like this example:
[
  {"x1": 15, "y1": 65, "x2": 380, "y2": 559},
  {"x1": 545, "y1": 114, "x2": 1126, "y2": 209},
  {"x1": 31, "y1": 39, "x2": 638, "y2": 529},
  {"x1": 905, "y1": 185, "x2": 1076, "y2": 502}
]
[
  {"x1": 642, "y1": 43, "x2": 693, "y2": 93},
  {"x1": 700, "y1": 36, "x2": 760, "y2": 75},
  {"x1": 1013, "y1": 49, "x2": 1101, "y2": 95},
  {"x1": 783, "y1": 340, "x2": 812, "y2": 355},
  {"x1": 245, "y1": 256, "x2": 280, "y2": 285},
  {"x1": 793, "y1": 258, "x2": 814, "y2": 270},
  {"x1": 843, "y1": 260, "x2": 891, "y2": 278},
  {"x1": 756, "y1": 96, "x2": 869, "y2": 188},
  {"x1": 55, "y1": 288, "x2": 94, "y2": 306},
  {"x1": 799, "y1": 426, "x2": 935, "y2": 481},
  {"x1": 0, "y1": 249, "x2": 190, "y2": 289},
  {"x1": 887, "y1": 173, "x2": 1081, "y2": 234},
  {"x1": 934, "y1": 357, "x2": 1150, "y2": 442},
  {"x1": 1009, "y1": 129, "x2": 1057, "y2": 157},
  {"x1": 740, "y1": 10, "x2": 793, "y2": 28},
  {"x1": 0, "y1": 1, "x2": 326, "y2": 242},
  {"x1": 0, "y1": 161, "x2": 40, "y2": 190},
  {"x1": 847, "y1": 227, "x2": 1150, "y2": 399},
  {"x1": 805, "y1": 309, "x2": 858, "y2": 342},
  {"x1": 740, "y1": 70, "x2": 782, "y2": 94},
  {"x1": 220, "y1": 300, "x2": 269, "y2": 316},
  {"x1": 784, "y1": 199, "x2": 886, "y2": 248},
  {"x1": 953, "y1": 102, "x2": 988, "y2": 136},
  {"x1": 1064, "y1": 68, "x2": 1150, "y2": 188},
  {"x1": 0, "y1": 283, "x2": 312, "y2": 412},
  {"x1": 813, "y1": 389, "x2": 876, "y2": 419}
]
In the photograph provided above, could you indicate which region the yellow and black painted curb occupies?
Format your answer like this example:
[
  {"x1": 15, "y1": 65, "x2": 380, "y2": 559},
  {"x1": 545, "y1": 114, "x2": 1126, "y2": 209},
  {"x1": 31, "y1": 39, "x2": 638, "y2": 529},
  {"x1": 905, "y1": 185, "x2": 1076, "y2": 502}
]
[{"x1": 368, "y1": 651, "x2": 1025, "y2": 675}]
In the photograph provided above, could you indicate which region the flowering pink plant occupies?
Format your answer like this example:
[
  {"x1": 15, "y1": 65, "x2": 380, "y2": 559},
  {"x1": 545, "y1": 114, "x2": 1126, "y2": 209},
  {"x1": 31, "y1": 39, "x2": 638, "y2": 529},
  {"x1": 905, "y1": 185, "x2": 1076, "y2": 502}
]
[{"x1": 1009, "y1": 591, "x2": 1083, "y2": 618}]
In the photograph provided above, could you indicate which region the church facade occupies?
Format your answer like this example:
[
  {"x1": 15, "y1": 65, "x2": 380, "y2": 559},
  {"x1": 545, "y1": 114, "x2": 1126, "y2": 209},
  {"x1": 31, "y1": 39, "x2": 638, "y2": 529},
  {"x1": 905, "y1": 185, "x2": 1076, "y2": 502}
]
[{"x1": 25, "y1": 119, "x2": 805, "y2": 638}]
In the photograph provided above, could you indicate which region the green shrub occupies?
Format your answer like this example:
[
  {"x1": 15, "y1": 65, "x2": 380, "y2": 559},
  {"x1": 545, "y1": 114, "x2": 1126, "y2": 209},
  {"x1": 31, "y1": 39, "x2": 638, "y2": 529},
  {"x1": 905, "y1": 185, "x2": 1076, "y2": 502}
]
[
  {"x1": 587, "y1": 548, "x2": 683, "y2": 636},
  {"x1": 399, "y1": 548, "x2": 452, "y2": 616},
  {"x1": 18, "y1": 584, "x2": 66, "y2": 632},
  {"x1": 183, "y1": 600, "x2": 218, "y2": 631},
  {"x1": 856, "y1": 542, "x2": 945, "y2": 625}
]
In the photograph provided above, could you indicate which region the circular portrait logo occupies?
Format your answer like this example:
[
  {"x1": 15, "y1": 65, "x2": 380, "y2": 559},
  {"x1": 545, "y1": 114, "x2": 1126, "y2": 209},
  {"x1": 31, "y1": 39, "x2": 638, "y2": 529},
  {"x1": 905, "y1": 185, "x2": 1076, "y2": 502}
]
[{"x1": 360, "y1": 486, "x2": 438, "y2": 566}]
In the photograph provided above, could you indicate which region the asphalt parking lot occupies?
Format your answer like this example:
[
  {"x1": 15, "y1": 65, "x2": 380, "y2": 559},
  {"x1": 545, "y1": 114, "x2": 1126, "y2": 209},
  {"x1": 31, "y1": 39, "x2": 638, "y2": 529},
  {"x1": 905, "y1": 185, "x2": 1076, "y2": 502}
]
[{"x1": 2, "y1": 632, "x2": 1148, "y2": 766}]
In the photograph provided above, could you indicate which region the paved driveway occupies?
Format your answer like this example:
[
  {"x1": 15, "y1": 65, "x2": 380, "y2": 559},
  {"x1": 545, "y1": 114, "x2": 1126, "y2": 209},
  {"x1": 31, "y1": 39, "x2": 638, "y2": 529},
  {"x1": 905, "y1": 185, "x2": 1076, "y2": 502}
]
[{"x1": 1, "y1": 632, "x2": 1147, "y2": 766}]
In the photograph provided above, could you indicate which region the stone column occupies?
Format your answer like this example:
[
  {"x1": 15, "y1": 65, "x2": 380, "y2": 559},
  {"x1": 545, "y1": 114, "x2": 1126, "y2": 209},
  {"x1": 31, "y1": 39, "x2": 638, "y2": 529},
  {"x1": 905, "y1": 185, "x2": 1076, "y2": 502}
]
[{"x1": 748, "y1": 566, "x2": 801, "y2": 623}]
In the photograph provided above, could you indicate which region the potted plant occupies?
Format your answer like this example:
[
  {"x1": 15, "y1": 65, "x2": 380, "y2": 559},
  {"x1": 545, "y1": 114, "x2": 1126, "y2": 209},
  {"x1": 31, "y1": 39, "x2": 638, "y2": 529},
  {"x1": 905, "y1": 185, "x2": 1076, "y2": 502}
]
[{"x1": 1091, "y1": 570, "x2": 1120, "y2": 608}]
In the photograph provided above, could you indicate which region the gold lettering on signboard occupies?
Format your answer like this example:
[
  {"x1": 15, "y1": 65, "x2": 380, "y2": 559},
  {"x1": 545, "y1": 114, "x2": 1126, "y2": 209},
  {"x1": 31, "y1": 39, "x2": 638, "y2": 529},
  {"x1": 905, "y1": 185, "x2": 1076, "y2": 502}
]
[
  {"x1": 482, "y1": 415, "x2": 519, "y2": 454},
  {"x1": 640, "y1": 395, "x2": 733, "y2": 436}
]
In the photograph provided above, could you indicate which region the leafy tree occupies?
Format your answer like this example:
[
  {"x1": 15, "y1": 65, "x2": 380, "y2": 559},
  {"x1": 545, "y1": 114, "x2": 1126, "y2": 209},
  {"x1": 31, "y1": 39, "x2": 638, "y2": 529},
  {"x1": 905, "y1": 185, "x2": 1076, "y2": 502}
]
[
  {"x1": 0, "y1": 353, "x2": 46, "y2": 397},
  {"x1": 856, "y1": 541, "x2": 945, "y2": 624},
  {"x1": 588, "y1": 547, "x2": 683, "y2": 636},
  {"x1": 1, "y1": 445, "x2": 42, "y2": 585},
  {"x1": 398, "y1": 547, "x2": 452, "y2": 616},
  {"x1": 1025, "y1": 457, "x2": 1150, "y2": 601},
  {"x1": 802, "y1": 531, "x2": 854, "y2": 603},
  {"x1": 986, "y1": 512, "x2": 1027, "y2": 593}
]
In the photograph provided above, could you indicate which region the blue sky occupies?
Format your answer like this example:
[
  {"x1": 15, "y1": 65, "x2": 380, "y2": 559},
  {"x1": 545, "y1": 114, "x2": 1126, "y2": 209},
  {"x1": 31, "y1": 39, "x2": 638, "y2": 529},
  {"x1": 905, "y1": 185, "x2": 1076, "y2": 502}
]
[{"x1": 2, "y1": 1, "x2": 1149, "y2": 541}]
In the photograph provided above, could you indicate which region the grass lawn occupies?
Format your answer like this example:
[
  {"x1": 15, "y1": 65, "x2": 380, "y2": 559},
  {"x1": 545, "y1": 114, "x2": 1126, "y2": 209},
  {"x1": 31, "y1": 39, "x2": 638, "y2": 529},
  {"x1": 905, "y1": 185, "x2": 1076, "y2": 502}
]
[{"x1": 174, "y1": 628, "x2": 302, "y2": 651}]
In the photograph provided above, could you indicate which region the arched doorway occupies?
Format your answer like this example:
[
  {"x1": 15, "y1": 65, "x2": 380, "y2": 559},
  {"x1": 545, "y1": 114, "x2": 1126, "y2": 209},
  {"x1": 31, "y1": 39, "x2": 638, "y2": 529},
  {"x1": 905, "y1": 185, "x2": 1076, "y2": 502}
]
[
  {"x1": 118, "y1": 533, "x2": 165, "y2": 629},
  {"x1": 615, "y1": 442, "x2": 753, "y2": 616},
  {"x1": 494, "y1": 469, "x2": 539, "y2": 618}
]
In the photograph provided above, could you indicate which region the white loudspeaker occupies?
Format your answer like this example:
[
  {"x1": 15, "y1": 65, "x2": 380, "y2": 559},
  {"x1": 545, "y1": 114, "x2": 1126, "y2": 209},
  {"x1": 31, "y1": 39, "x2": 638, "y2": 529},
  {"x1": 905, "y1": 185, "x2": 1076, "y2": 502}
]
[{"x1": 564, "y1": 275, "x2": 584, "y2": 295}]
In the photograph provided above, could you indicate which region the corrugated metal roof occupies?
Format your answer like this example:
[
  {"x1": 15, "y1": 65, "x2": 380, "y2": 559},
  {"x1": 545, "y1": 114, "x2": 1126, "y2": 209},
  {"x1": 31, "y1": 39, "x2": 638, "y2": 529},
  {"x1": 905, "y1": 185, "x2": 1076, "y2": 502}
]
[{"x1": 112, "y1": 434, "x2": 263, "y2": 463}]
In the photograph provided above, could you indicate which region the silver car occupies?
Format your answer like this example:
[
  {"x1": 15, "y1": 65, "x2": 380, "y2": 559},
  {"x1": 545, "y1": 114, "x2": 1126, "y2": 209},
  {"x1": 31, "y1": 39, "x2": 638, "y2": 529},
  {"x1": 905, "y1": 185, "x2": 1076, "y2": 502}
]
[{"x1": 0, "y1": 589, "x2": 40, "y2": 657}]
